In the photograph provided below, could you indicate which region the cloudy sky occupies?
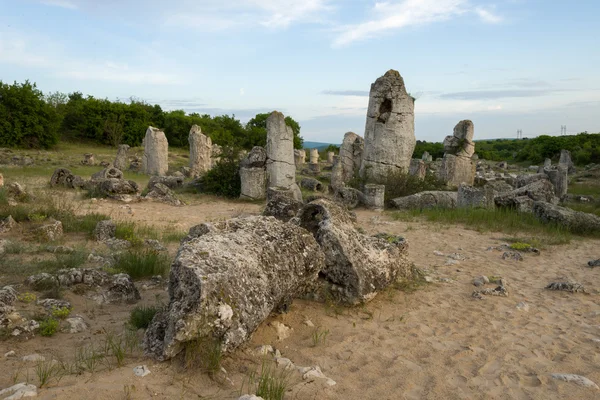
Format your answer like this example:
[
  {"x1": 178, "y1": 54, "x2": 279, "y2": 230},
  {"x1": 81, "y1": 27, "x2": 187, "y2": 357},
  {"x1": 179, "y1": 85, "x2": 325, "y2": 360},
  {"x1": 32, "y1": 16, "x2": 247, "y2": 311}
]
[{"x1": 1, "y1": 0, "x2": 599, "y2": 144}]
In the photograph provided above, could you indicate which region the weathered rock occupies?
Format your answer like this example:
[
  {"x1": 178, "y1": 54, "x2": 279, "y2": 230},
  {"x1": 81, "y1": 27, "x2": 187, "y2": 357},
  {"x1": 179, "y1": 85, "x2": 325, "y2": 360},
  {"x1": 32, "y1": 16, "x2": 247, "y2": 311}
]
[
  {"x1": 81, "y1": 153, "x2": 95, "y2": 166},
  {"x1": 147, "y1": 175, "x2": 184, "y2": 191},
  {"x1": 145, "y1": 183, "x2": 183, "y2": 206},
  {"x1": 294, "y1": 149, "x2": 306, "y2": 166},
  {"x1": 494, "y1": 179, "x2": 556, "y2": 210},
  {"x1": 95, "y1": 273, "x2": 140, "y2": 304},
  {"x1": 422, "y1": 151, "x2": 432, "y2": 162},
  {"x1": 409, "y1": 159, "x2": 426, "y2": 179},
  {"x1": 240, "y1": 146, "x2": 267, "y2": 169},
  {"x1": 144, "y1": 239, "x2": 167, "y2": 252},
  {"x1": 360, "y1": 70, "x2": 415, "y2": 181},
  {"x1": 307, "y1": 162, "x2": 320, "y2": 174},
  {"x1": 35, "y1": 220, "x2": 63, "y2": 241},
  {"x1": 559, "y1": 149, "x2": 576, "y2": 174},
  {"x1": 93, "y1": 220, "x2": 116, "y2": 241},
  {"x1": 240, "y1": 168, "x2": 267, "y2": 200},
  {"x1": 331, "y1": 132, "x2": 364, "y2": 190},
  {"x1": 0, "y1": 216, "x2": 16, "y2": 234},
  {"x1": 333, "y1": 187, "x2": 363, "y2": 209},
  {"x1": 496, "y1": 161, "x2": 508, "y2": 170},
  {"x1": 439, "y1": 153, "x2": 475, "y2": 187},
  {"x1": 545, "y1": 282, "x2": 585, "y2": 293},
  {"x1": 588, "y1": 259, "x2": 600, "y2": 267},
  {"x1": 483, "y1": 180, "x2": 514, "y2": 193},
  {"x1": 265, "y1": 112, "x2": 302, "y2": 201},
  {"x1": 133, "y1": 365, "x2": 151, "y2": 377},
  {"x1": 297, "y1": 199, "x2": 412, "y2": 304},
  {"x1": 211, "y1": 144, "x2": 222, "y2": 168},
  {"x1": 142, "y1": 126, "x2": 169, "y2": 176},
  {"x1": 443, "y1": 120, "x2": 475, "y2": 158},
  {"x1": 309, "y1": 149, "x2": 319, "y2": 164},
  {"x1": 50, "y1": 168, "x2": 74, "y2": 187},
  {"x1": 27, "y1": 268, "x2": 111, "y2": 289},
  {"x1": 550, "y1": 373, "x2": 598, "y2": 389},
  {"x1": 362, "y1": 184, "x2": 385, "y2": 210},
  {"x1": 114, "y1": 144, "x2": 130, "y2": 171},
  {"x1": 457, "y1": 184, "x2": 495, "y2": 209},
  {"x1": 532, "y1": 201, "x2": 600, "y2": 233},
  {"x1": 89, "y1": 178, "x2": 140, "y2": 198},
  {"x1": 0, "y1": 383, "x2": 38, "y2": 399},
  {"x1": 143, "y1": 216, "x2": 325, "y2": 360},
  {"x1": 543, "y1": 165, "x2": 568, "y2": 197},
  {"x1": 391, "y1": 191, "x2": 457, "y2": 210},
  {"x1": 91, "y1": 166, "x2": 123, "y2": 180},
  {"x1": 37, "y1": 298, "x2": 71, "y2": 311},
  {"x1": 263, "y1": 187, "x2": 304, "y2": 222},
  {"x1": 300, "y1": 177, "x2": 323, "y2": 192},
  {"x1": 327, "y1": 151, "x2": 334, "y2": 164},
  {"x1": 129, "y1": 156, "x2": 141, "y2": 171},
  {"x1": 65, "y1": 316, "x2": 88, "y2": 333},
  {"x1": 515, "y1": 173, "x2": 547, "y2": 188},
  {"x1": 0, "y1": 286, "x2": 17, "y2": 321},
  {"x1": 189, "y1": 125, "x2": 212, "y2": 177},
  {"x1": 472, "y1": 285, "x2": 508, "y2": 299},
  {"x1": 502, "y1": 251, "x2": 523, "y2": 261}
]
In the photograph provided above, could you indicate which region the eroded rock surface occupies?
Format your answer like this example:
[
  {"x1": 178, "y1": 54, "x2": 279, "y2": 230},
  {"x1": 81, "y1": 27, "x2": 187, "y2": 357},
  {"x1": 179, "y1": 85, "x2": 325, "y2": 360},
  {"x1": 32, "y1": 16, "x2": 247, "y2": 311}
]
[
  {"x1": 265, "y1": 112, "x2": 302, "y2": 201},
  {"x1": 142, "y1": 126, "x2": 169, "y2": 176},
  {"x1": 391, "y1": 191, "x2": 457, "y2": 210}
]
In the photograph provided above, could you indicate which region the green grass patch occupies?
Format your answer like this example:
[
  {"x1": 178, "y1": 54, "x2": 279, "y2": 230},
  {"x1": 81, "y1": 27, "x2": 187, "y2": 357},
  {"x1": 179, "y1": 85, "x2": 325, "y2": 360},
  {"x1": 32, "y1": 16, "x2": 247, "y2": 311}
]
[
  {"x1": 564, "y1": 202, "x2": 600, "y2": 217},
  {"x1": 37, "y1": 251, "x2": 87, "y2": 273},
  {"x1": 389, "y1": 208, "x2": 577, "y2": 244},
  {"x1": 114, "y1": 250, "x2": 170, "y2": 279},
  {"x1": 568, "y1": 183, "x2": 600, "y2": 196},
  {"x1": 129, "y1": 305, "x2": 159, "y2": 330},
  {"x1": 39, "y1": 317, "x2": 60, "y2": 337}
]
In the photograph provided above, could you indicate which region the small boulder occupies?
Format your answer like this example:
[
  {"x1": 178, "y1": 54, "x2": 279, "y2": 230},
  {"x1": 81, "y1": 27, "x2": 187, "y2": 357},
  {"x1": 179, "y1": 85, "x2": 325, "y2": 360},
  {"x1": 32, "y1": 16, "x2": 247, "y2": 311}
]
[
  {"x1": 533, "y1": 202, "x2": 600, "y2": 233},
  {"x1": 93, "y1": 220, "x2": 116, "y2": 241},
  {"x1": 588, "y1": 259, "x2": 600, "y2": 267},
  {"x1": 35, "y1": 220, "x2": 63, "y2": 241},
  {"x1": 546, "y1": 282, "x2": 585, "y2": 293},
  {"x1": 91, "y1": 166, "x2": 123, "y2": 180},
  {"x1": 391, "y1": 191, "x2": 457, "y2": 210}
]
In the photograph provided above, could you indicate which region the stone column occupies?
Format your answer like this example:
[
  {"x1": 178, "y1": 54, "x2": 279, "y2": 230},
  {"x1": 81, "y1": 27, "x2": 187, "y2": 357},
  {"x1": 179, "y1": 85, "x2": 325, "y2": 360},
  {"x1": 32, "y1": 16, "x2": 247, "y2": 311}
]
[
  {"x1": 309, "y1": 149, "x2": 319, "y2": 164},
  {"x1": 327, "y1": 152, "x2": 335, "y2": 164},
  {"x1": 265, "y1": 112, "x2": 302, "y2": 201},
  {"x1": 114, "y1": 144, "x2": 130, "y2": 171},
  {"x1": 439, "y1": 120, "x2": 476, "y2": 187},
  {"x1": 240, "y1": 146, "x2": 267, "y2": 200},
  {"x1": 360, "y1": 70, "x2": 416, "y2": 182},
  {"x1": 189, "y1": 125, "x2": 212, "y2": 177},
  {"x1": 559, "y1": 149, "x2": 576, "y2": 174},
  {"x1": 362, "y1": 184, "x2": 385, "y2": 210},
  {"x1": 294, "y1": 149, "x2": 305, "y2": 167},
  {"x1": 332, "y1": 132, "x2": 364, "y2": 189},
  {"x1": 544, "y1": 165, "x2": 568, "y2": 197},
  {"x1": 409, "y1": 159, "x2": 426, "y2": 180},
  {"x1": 142, "y1": 126, "x2": 169, "y2": 176}
]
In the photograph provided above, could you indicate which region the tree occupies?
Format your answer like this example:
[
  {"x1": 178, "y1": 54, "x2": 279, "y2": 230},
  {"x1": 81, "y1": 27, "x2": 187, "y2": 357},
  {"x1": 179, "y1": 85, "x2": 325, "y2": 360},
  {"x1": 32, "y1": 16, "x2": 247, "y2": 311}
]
[{"x1": 245, "y1": 113, "x2": 304, "y2": 149}]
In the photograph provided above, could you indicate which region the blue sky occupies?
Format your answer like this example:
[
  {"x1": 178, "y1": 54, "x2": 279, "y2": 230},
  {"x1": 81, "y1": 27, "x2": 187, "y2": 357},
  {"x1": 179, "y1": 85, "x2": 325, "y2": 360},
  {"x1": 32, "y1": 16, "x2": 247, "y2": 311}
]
[{"x1": 1, "y1": 0, "x2": 599, "y2": 144}]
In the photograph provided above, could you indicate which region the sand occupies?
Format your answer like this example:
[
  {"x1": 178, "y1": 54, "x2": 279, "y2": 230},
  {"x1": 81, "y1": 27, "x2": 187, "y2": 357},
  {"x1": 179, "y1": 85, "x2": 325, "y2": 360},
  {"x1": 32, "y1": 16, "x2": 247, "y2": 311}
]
[{"x1": 1, "y1": 201, "x2": 599, "y2": 400}]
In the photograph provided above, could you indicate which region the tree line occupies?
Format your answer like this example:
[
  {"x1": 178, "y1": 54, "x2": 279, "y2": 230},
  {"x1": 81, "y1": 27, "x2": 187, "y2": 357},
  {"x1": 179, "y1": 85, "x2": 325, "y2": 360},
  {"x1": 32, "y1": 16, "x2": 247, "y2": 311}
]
[{"x1": 0, "y1": 80, "x2": 303, "y2": 150}]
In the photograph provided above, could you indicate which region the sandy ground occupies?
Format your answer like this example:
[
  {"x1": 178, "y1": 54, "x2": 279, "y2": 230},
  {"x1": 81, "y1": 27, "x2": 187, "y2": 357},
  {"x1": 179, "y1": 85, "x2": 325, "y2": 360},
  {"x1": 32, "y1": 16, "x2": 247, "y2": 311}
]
[{"x1": 1, "y1": 199, "x2": 600, "y2": 400}]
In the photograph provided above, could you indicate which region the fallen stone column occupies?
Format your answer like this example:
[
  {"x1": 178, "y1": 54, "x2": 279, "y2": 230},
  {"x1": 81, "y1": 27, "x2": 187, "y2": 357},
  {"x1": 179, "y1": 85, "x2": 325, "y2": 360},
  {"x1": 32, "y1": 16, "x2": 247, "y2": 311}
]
[{"x1": 143, "y1": 216, "x2": 325, "y2": 360}]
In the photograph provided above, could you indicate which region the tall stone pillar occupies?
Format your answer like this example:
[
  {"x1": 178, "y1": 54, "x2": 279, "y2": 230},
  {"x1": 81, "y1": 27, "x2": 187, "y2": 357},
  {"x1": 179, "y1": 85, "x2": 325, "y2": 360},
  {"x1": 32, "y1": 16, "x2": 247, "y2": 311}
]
[
  {"x1": 142, "y1": 127, "x2": 169, "y2": 176},
  {"x1": 189, "y1": 125, "x2": 212, "y2": 177},
  {"x1": 266, "y1": 112, "x2": 302, "y2": 201}
]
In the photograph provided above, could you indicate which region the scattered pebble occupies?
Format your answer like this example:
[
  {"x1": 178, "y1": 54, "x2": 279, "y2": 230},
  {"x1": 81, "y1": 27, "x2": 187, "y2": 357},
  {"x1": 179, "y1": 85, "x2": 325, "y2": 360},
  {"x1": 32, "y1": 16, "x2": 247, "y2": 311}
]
[
  {"x1": 433, "y1": 250, "x2": 445, "y2": 257},
  {"x1": 551, "y1": 373, "x2": 599, "y2": 389},
  {"x1": 546, "y1": 282, "x2": 585, "y2": 293},
  {"x1": 255, "y1": 345, "x2": 274, "y2": 355},
  {"x1": 445, "y1": 259, "x2": 458, "y2": 266},
  {"x1": 303, "y1": 319, "x2": 315, "y2": 328},
  {"x1": 298, "y1": 366, "x2": 336, "y2": 386},
  {"x1": 271, "y1": 321, "x2": 292, "y2": 341},
  {"x1": 516, "y1": 302, "x2": 530, "y2": 312},
  {"x1": 4, "y1": 351, "x2": 16, "y2": 358},
  {"x1": 22, "y1": 354, "x2": 45, "y2": 362},
  {"x1": 472, "y1": 286, "x2": 508, "y2": 299},
  {"x1": 588, "y1": 259, "x2": 600, "y2": 268},
  {"x1": 502, "y1": 251, "x2": 523, "y2": 261},
  {"x1": 472, "y1": 276, "x2": 489, "y2": 287},
  {"x1": 133, "y1": 365, "x2": 151, "y2": 377},
  {"x1": 275, "y1": 357, "x2": 295, "y2": 370},
  {"x1": 448, "y1": 253, "x2": 466, "y2": 261},
  {"x1": 65, "y1": 316, "x2": 88, "y2": 333}
]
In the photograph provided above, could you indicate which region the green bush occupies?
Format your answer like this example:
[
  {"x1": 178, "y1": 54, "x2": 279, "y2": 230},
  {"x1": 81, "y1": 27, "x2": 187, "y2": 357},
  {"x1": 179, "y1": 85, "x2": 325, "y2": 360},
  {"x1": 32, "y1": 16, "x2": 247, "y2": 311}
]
[
  {"x1": 39, "y1": 317, "x2": 60, "y2": 337},
  {"x1": 200, "y1": 147, "x2": 241, "y2": 198},
  {"x1": 129, "y1": 305, "x2": 159, "y2": 330},
  {"x1": 0, "y1": 80, "x2": 61, "y2": 148}
]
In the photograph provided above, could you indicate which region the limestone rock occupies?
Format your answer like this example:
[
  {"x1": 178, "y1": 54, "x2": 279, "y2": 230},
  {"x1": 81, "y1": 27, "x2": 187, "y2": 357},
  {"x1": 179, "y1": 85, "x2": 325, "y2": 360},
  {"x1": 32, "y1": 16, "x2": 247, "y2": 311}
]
[
  {"x1": 0, "y1": 286, "x2": 17, "y2": 321},
  {"x1": 439, "y1": 153, "x2": 476, "y2": 187},
  {"x1": 551, "y1": 373, "x2": 598, "y2": 389},
  {"x1": 147, "y1": 175, "x2": 184, "y2": 191},
  {"x1": 0, "y1": 216, "x2": 16, "y2": 234},
  {"x1": 543, "y1": 165, "x2": 568, "y2": 197},
  {"x1": 133, "y1": 365, "x2": 151, "y2": 377},
  {"x1": 533, "y1": 201, "x2": 600, "y2": 233},
  {"x1": 81, "y1": 153, "x2": 95, "y2": 166},
  {"x1": 189, "y1": 125, "x2": 212, "y2": 177},
  {"x1": 145, "y1": 183, "x2": 183, "y2": 206},
  {"x1": 93, "y1": 220, "x2": 116, "y2": 241},
  {"x1": 515, "y1": 173, "x2": 547, "y2": 188},
  {"x1": 457, "y1": 184, "x2": 495, "y2": 209},
  {"x1": 114, "y1": 144, "x2": 130, "y2": 171},
  {"x1": 494, "y1": 180, "x2": 556, "y2": 210},
  {"x1": 89, "y1": 178, "x2": 140, "y2": 198},
  {"x1": 391, "y1": 191, "x2": 457, "y2": 210},
  {"x1": 0, "y1": 173, "x2": 3, "y2": 187},
  {"x1": 362, "y1": 184, "x2": 385, "y2": 210},
  {"x1": 65, "y1": 316, "x2": 88, "y2": 333},
  {"x1": 545, "y1": 282, "x2": 585, "y2": 293},
  {"x1": 360, "y1": 70, "x2": 416, "y2": 181},
  {"x1": 309, "y1": 149, "x2": 319, "y2": 164},
  {"x1": 241, "y1": 146, "x2": 267, "y2": 169},
  {"x1": 143, "y1": 216, "x2": 325, "y2": 360},
  {"x1": 91, "y1": 166, "x2": 123, "y2": 180},
  {"x1": 300, "y1": 177, "x2": 323, "y2": 192},
  {"x1": 294, "y1": 149, "x2": 306, "y2": 166},
  {"x1": 240, "y1": 147, "x2": 267, "y2": 200},
  {"x1": 263, "y1": 187, "x2": 304, "y2": 222},
  {"x1": 588, "y1": 259, "x2": 600, "y2": 267},
  {"x1": 558, "y1": 149, "x2": 576, "y2": 174},
  {"x1": 333, "y1": 187, "x2": 363, "y2": 209},
  {"x1": 331, "y1": 132, "x2": 364, "y2": 189},
  {"x1": 35, "y1": 220, "x2": 63, "y2": 241},
  {"x1": 409, "y1": 159, "x2": 426, "y2": 179},
  {"x1": 265, "y1": 112, "x2": 302, "y2": 201},
  {"x1": 95, "y1": 273, "x2": 140, "y2": 304},
  {"x1": 327, "y1": 151, "x2": 335, "y2": 164},
  {"x1": 142, "y1": 126, "x2": 169, "y2": 176},
  {"x1": 50, "y1": 168, "x2": 74, "y2": 187},
  {"x1": 297, "y1": 198, "x2": 412, "y2": 304},
  {"x1": 0, "y1": 383, "x2": 38, "y2": 399}
]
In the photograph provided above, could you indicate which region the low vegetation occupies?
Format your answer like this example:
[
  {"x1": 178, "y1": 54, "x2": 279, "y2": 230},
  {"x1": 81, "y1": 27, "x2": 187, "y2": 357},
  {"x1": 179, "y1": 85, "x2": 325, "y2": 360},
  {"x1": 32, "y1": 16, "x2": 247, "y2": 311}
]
[
  {"x1": 129, "y1": 305, "x2": 159, "y2": 330},
  {"x1": 114, "y1": 250, "x2": 170, "y2": 279}
]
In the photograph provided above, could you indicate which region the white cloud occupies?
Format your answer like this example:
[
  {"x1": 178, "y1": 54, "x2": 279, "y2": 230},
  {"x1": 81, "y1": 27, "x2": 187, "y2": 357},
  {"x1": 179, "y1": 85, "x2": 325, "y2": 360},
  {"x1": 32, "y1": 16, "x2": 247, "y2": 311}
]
[
  {"x1": 332, "y1": 0, "x2": 505, "y2": 47},
  {"x1": 40, "y1": 0, "x2": 78, "y2": 9},
  {"x1": 475, "y1": 7, "x2": 502, "y2": 24}
]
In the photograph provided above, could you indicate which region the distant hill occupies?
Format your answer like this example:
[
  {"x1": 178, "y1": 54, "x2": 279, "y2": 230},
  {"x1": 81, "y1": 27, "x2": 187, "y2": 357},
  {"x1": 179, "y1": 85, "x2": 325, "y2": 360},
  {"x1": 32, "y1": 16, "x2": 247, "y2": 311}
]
[{"x1": 303, "y1": 141, "x2": 339, "y2": 150}]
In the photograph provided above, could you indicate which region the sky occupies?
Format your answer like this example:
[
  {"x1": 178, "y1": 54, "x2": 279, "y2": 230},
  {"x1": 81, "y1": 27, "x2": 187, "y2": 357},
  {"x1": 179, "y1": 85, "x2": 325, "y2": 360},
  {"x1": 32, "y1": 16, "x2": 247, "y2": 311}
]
[{"x1": 1, "y1": 0, "x2": 599, "y2": 144}]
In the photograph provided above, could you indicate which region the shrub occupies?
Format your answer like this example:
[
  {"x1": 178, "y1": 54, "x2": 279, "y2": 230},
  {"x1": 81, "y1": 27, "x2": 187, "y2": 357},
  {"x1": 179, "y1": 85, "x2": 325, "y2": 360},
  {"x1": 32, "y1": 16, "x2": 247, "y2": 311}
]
[
  {"x1": 184, "y1": 335, "x2": 223, "y2": 373},
  {"x1": 129, "y1": 305, "x2": 159, "y2": 330},
  {"x1": 114, "y1": 250, "x2": 170, "y2": 279},
  {"x1": 51, "y1": 306, "x2": 72, "y2": 320},
  {"x1": 39, "y1": 317, "x2": 60, "y2": 337},
  {"x1": 18, "y1": 292, "x2": 37, "y2": 303},
  {"x1": 349, "y1": 170, "x2": 447, "y2": 203},
  {"x1": 200, "y1": 147, "x2": 241, "y2": 198}
]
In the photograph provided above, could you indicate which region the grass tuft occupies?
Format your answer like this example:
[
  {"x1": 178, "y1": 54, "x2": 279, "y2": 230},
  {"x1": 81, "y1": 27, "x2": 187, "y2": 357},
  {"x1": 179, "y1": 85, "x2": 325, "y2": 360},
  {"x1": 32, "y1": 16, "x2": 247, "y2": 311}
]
[
  {"x1": 184, "y1": 335, "x2": 223, "y2": 374},
  {"x1": 129, "y1": 305, "x2": 159, "y2": 330},
  {"x1": 114, "y1": 250, "x2": 170, "y2": 279}
]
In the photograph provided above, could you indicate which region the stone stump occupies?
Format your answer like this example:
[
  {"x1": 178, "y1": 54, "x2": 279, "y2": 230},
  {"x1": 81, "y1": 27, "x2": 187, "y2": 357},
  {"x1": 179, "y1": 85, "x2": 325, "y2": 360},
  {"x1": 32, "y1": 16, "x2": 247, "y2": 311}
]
[
  {"x1": 240, "y1": 147, "x2": 267, "y2": 200},
  {"x1": 327, "y1": 152, "x2": 335, "y2": 164},
  {"x1": 439, "y1": 121, "x2": 476, "y2": 187},
  {"x1": 559, "y1": 149, "x2": 576, "y2": 174},
  {"x1": 309, "y1": 149, "x2": 319, "y2": 164},
  {"x1": 294, "y1": 149, "x2": 305, "y2": 167},
  {"x1": 360, "y1": 70, "x2": 416, "y2": 181},
  {"x1": 409, "y1": 159, "x2": 426, "y2": 180},
  {"x1": 331, "y1": 132, "x2": 364, "y2": 189},
  {"x1": 188, "y1": 125, "x2": 212, "y2": 177},
  {"x1": 544, "y1": 165, "x2": 568, "y2": 197},
  {"x1": 362, "y1": 184, "x2": 385, "y2": 210},
  {"x1": 142, "y1": 127, "x2": 169, "y2": 176},
  {"x1": 114, "y1": 145, "x2": 130, "y2": 171},
  {"x1": 81, "y1": 153, "x2": 95, "y2": 166},
  {"x1": 265, "y1": 112, "x2": 302, "y2": 201}
]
